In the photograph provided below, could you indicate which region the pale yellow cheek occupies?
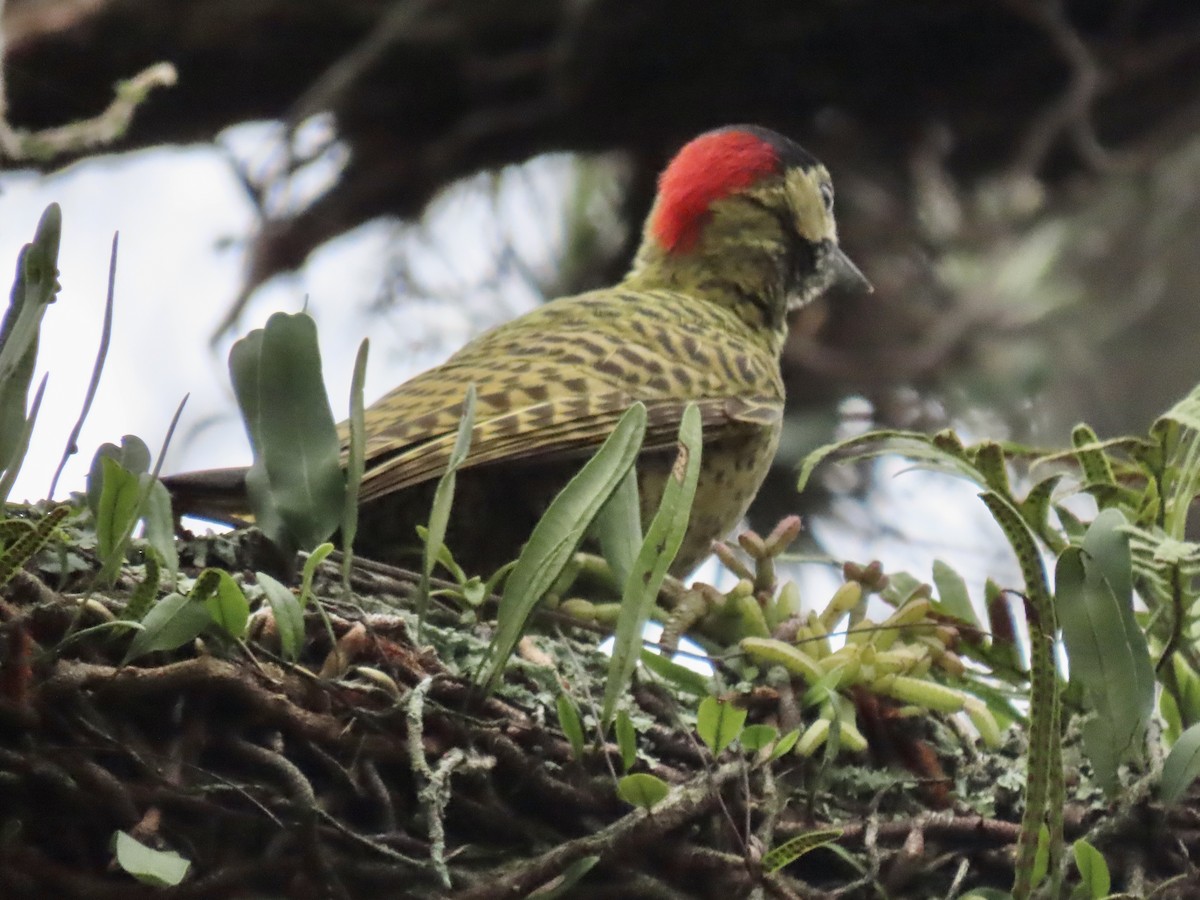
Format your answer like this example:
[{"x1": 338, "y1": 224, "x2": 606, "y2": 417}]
[{"x1": 785, "y1": 167, "x2": 836, "y2": 244}]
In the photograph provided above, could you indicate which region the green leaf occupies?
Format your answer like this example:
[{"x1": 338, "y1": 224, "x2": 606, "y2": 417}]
[
  {"x1": 112, "y1": 830, "x2": 190, "y2": 887},
  {"x1": 592, "y1": 465, "x2": 641, "y2": 589},
  {"x1": 200, "y1": 569, "x2": 249, "y2": 640},
  {"x1": 1072, "y1": 424, "x2": 1117, "y2": 496},
  {"x1": 230, "y1": 311, "x2": 345, "y2": 552},
  {"x1": 602, "y1": 403, "x2": 701, "y2": 725},
  {"x1": 1030, "y1": 822, "x2": 1050, "y2": 890},
  {"x1": 1154, "y1": 382, "x2": 1200, "y2": 436},
  {"x1": 86, "y1": 436, "x2": 150, "y2": 522},
  {"x1": 932, "y1": 559, "x2": 978, "y2": 627},
  {"x1": 460, "y1": 576, "x2": 487, "y2": 608},
  {"x1": 1082, "y1": 508, "x2": 1134, "y2": 614},
  {"x1": 1152, "y1": 383, "x2": 1200, "y2": 538},
  {"x1": 740, "y1": 724, "x2": 779, "y2": 752},
  {"x1": 638, "y1": 648, "x2": 711, "y2": 695},
  {"x1": 0, "y1": 204, "x2": 60, "y2": 478},
  {"x1": 259, "y1": 572, "x2": 306, "y2": 661},
  {"x1": 1055, "y1": 509, "x2": 1153, "y2": 795},
  {"x1": 419, "y1": 384, "x2": 475, "y2": 635},
  {"x1": 616, "y1": 773, "x2": 669, "y2": 810},
  {"x1": 300, "y1": 542, "x2": 334, "y2": 609},
  {"x1": 112, "y1": 434, "x2": 152, "y2": 474},
  {"x1": 123, "y1": 551, "x2": 161, "y2": 623},
  {"x1": 1055, "y1": 503, "x2": 1087, "y2": 540},
  {"x1": 973, "y1": 440, "x2": 1012, "y2": 496},
  {"x1": 797, "y1": 427, "x2": 986, "y2": 494},
  {"x1": 615, "y1": 708, "x2": 637, "y2": 772},
  {"x1": 141, "y1": 477, "x2": 179, "y2": 580},
  {"x1": 762, "y1": 828, "x2": 842, "y2": 873},
  {"x1": 768, "y1": 728, "x2": 801, "y2": 762},
  {"x1": 1164, "y1": 657, "x2": 1200, "y2": 742},
  {"x1": 1071, "y1": 838, "x2": 1111, "y2": 898},
  {"x1": 1019, "y1": 474, "x2": 1064, "y2": 538},
  {"x1": 95, "y1": 455, "x2": 143, "y2": 584},
  {"x1": 479, "y1": 403, "x2": 647, "y2": 694},
  {"x1": 1159, "y1": 721, "x2": 1200, "y2": 803},
  {"x1": 0, "y1": 374, "x2": 46, "y2": 505},
  {"x1": 696, "y1": 696, "x2": 746, "y2": 756},
  {"x1": 0, "y1": 505, "x2": 68, "y2": 589},
  {"x1": 89, "y1": 430, "x2": 180, "y2": 588},
  {"x1": 1079, "y1": 716, "x2": 1121, "y2": 802},
  {"x1": 123, "y1": 592, "x2": 211, "y2": 662},
  {"x1": 341, "y1": 337, "x2": 369, "y2": 587},
  {"x1": 556, "y1": 693, "x2": 585, "y2": 761},
  {"x1": 981, "y1": 491, "x2": 1064, "y2": 898}
]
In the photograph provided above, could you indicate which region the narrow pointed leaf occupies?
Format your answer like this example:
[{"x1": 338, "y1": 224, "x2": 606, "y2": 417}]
[
  {"x1": 141, "y1": 477, "x2": 179, "y2": 580},
  {"x1": 932, "y1": 558, "x2": 978, "y2": 627},
  {"x1": 341, "y1": 337, "x2": 369, "y2": 586},
  {"x1": 602, "y1": 403, "x2": 701, "y2": 725},
  {"x1": 0, "y1": 204, "x2": 60, "y2": 476},
  {"x1": 259, "y1": 572, "x2": 305, "y2": 662},
  {"x1": 593, "y1": 465, "x2": 641, "y2": 589},
  {"x1": 419, "y1": 384, "x2": 475, "y2": 635},
  {"x1": 1160, "y1": 721, "x2": 1200, "y2": 803},
  {"x1": 639, "y1": 648, "x2": 710, "y2": 695},
  {"x1": 555, "y1": 693, "x2": 585, "y2": 761},
  {"x1": 762, "y1": 829, "x2": 843, "y2": 873},
  {"x1": 615, "y1": 709, "x2": 637, "y2": 772},
  {"x1": 1056, "y1": 509, "x2": 1153, "y2": 794},
  {"x1": 479, "y1": 403, "x2": 646, "y2": 694}
]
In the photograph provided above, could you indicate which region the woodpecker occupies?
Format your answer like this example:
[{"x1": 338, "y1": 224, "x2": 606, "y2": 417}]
[{"x1": 166, "y1": 125, "x2": 870, "y2": 575}]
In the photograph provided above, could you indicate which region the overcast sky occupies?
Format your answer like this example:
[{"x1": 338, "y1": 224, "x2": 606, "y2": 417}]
[{"x1": 0, "y1": 124, "x2": 565, "y2": 506}]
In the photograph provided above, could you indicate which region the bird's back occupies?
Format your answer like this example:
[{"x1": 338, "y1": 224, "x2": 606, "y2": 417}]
[{"x1": 351, "y1": 287, "x2": 785, "y2": 505}]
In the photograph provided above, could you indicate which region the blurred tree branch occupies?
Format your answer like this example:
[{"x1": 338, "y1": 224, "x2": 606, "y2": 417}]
[
  {"x1": 7, "y1": 0, "x2": 1200, "y2": 291},
  {"x1": 6, "y1": 0, "x2": 1200, "y2": 455}
]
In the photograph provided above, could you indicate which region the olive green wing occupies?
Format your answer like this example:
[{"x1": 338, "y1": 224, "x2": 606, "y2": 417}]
[
  {"x1": 344, "y1": 287, "x2": 784, "y2": 502},
  {"x1": 354, "y1": 389, "x2": 780, "y2": 503}
]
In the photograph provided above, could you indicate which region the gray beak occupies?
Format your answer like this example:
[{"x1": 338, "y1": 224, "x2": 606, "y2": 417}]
[{"x1": 831, "y1": 245, "x2": 873, "y2": 293}]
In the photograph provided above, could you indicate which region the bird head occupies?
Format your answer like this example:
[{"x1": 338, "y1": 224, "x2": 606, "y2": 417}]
[{"x1": 627, "y1": 125, "x2": 870, "y2": 338}]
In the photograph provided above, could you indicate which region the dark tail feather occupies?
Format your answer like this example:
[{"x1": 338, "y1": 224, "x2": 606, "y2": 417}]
[{"x1": 161, "y1": 466, "x2": 254, "y2": 527}]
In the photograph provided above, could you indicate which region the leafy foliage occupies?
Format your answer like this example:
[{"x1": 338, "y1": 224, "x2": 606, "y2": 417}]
[
  {"x1": 418, "y1": 383, "x2": 475, "y2": 636},
  {"x1": 601, "y1": 401, "x2": 701, "y2": 725},
  {"x1": 229, "y1": 311, "x2": 346, "y2": 554},
  {"x1": 9, "y1": 207, "x2": 1200, "y2": 895},
  {"x1": 0, "y1": 206, "x2": 59, "y2": 498},
  {"x1": 477, "y1": 402, "x2": 646, "y2": 694},
  {"x1": 800, "y1": 377, "x2": 1200, "y2": 896}
]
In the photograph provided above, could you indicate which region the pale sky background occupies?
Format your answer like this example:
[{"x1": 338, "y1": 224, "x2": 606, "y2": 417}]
[
  {"x1": 0, "y1": 122, "x2": 1018, "y2": 611},
  {"x1": 0, "y1": 121, "x2": 559, "y2": 504}
]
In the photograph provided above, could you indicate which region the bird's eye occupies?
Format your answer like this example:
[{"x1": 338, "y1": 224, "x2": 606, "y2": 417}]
[{"x1": 820, "y1": 183, "x2": 834, "y2": 212}]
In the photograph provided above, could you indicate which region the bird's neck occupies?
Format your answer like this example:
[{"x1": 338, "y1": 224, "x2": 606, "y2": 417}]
[{"x1": 621, "y1": 201, "x2": 803, "y2": 357}]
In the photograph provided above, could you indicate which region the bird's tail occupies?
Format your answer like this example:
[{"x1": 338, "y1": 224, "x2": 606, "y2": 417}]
[{"x1": 160, "y1": 466, "x2": 255, "y2": 528}]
